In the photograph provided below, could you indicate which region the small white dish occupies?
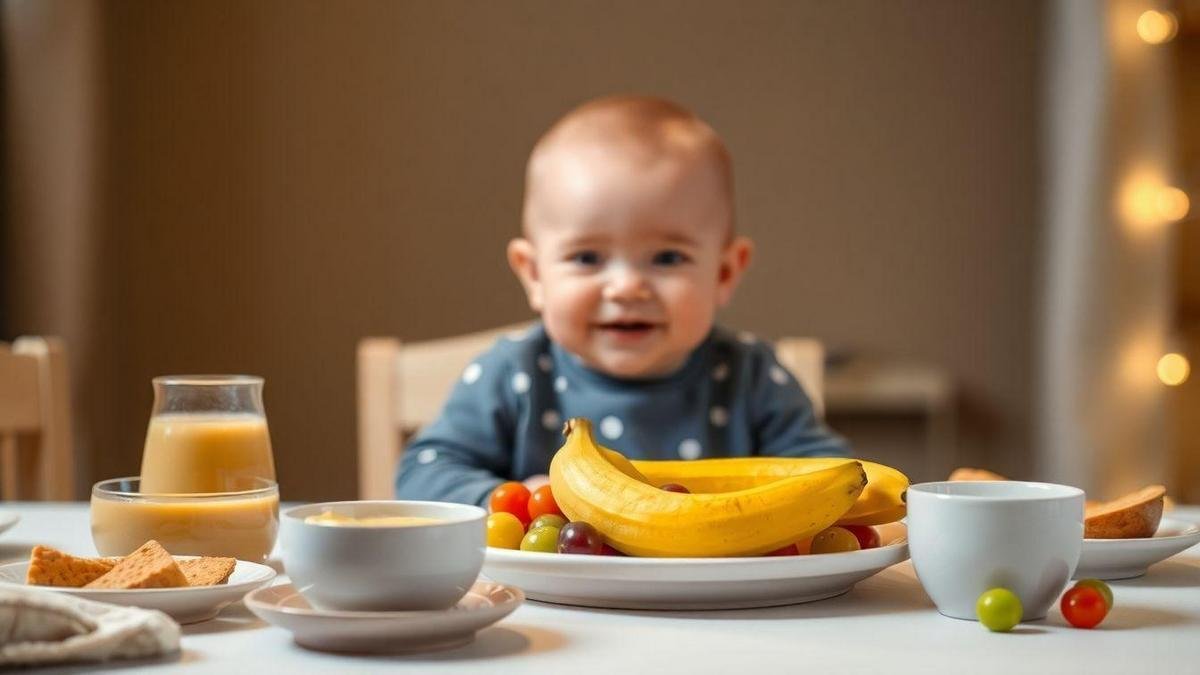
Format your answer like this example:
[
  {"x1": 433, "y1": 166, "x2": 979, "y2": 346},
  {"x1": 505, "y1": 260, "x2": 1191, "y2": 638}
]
[
  {"x1": 0, "y1": 511, "x2": 18, "y2": 536},
  {"x1": 245, "y1": 580, "x2": 522, "y2": 654},
  {"x1": 1075, "y1": 517, "x2": 1200, "y2": 580},
  {"x1": 0, "y1": 558, "x2": 276, "y2": 624},
  {"x1": 482, "y1": 536, "x2": 909, "y2": 610}
]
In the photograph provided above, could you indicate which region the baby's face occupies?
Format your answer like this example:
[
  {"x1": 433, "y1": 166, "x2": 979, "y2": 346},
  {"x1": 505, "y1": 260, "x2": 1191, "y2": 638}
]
[{"x1": 512, "y1": 149, "x2": 750, "y2": 378}]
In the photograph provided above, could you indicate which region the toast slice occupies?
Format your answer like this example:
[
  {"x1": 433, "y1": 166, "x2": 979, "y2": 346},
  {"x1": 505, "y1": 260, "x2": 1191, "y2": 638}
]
[
  {"x1": 26, "y1": 545, "x2": 118, "y2": 587},
  {"x1": 178, "y1": 557, "x2": 236, "y2": 586},
  {"x1": 1084, "y1": 485, "x2": 1166, "y2": 539},
  {"x1": 84, "y1": 540, "x2": 188, "y2": 589}
]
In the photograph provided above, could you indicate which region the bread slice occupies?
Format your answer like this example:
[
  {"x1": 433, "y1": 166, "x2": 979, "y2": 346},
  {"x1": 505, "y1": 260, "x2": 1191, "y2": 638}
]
[
  {"x1": 84, "y1": 540, "x2": 188, "y2": 589},
  {"x1": 1085, "y1": 485, "x2": 1166, "y2": 539},
  {"x1": 948, "y1": 467, "x2": 1007, "y2": 481},
  {"x1": 178, "y1": 557, "x2": 236, "y2": 586},
  {"x1": 26, "y1": 545, "x2": 118, "y2": 587}
]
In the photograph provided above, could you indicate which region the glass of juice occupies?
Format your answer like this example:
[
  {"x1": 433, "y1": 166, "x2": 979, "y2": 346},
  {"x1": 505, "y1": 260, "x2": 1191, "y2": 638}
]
[{"x1": 139, "y1": 375, "x2": 276, "y2": 494}]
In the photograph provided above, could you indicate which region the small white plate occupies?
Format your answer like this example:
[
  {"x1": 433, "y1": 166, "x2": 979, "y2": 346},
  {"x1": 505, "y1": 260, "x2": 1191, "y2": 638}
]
[
  {"x1": 0, "y1": 558, "x2": 277, "y2": 624},
  {"x1": 245, "y1": 580, "x2": 523, "y2": 654},
  {"x1": 1075, "y1": 517, "x2": 1200, "y2": 580},
  {"x1": 0, "y1": 512, "x2": 18, "y2": 536},
  {"x1": 482, "y1": 538, "x2": 909, "y2": 610}
]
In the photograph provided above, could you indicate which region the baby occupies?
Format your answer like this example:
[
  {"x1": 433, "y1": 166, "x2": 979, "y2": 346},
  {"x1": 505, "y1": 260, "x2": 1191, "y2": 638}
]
[{"x1": 395, "y1": 95, "x2": 848, "y2": 505}]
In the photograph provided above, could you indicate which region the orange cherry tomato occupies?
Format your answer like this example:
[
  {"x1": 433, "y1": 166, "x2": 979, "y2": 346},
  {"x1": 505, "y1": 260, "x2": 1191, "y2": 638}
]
[
  {"x1": 527, "y1": 485, "x2": 563, "y2": 521},
  {"x1": 489, "y1": 481, "x2": 531, "y2": 526}
]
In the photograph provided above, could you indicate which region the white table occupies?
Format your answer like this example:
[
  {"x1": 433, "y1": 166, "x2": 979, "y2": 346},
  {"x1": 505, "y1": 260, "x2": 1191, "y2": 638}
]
[{"x1": 3, "y1": 503, "x2": 1198, "y2": 674}]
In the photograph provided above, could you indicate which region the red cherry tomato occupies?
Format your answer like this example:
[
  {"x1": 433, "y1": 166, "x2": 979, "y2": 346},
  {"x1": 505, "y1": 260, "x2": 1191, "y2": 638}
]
[
  {"x1": 489, "y1": 482, "x2": 532, "y2": 526},
  {"x1": 527, "y1": 485, "x2": 563, "y2": 521},
  {"x1": 1061, "y1": 586, "x2": 1108, "y2": 628},
  {"x1": 841, "y1": 525, "x2": 881, "y2": 550}
]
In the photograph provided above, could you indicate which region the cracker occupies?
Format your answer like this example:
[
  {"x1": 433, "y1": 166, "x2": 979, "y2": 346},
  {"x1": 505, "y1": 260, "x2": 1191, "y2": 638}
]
[
  {"x1": 178, "y1": 557, "x2": 236, "y2": 586},
  {"x1": 26, "y1": 545, "x2": 118, "y2": 587},
  {"x1": 84, "y1": 540, "x2": 188, "y2": 589}
]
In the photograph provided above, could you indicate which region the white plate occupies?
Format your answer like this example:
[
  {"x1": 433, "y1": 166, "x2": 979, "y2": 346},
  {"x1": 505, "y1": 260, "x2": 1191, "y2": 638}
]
[
  {"x1": 0, "y1": 511, "x2": 18, "y2": 536},
  {"x1": 0, "y1": 558, "x2": 277, "y2": 624},
  {"x1": 1075, "y1": 517, "x2": 1200, "y2": 580},
  {"x1": 245, "y1": 580, "x2": 523, "y2": 654},
  {"x1": 482, "y1": 539, "x2": 910, "y2": 610}
]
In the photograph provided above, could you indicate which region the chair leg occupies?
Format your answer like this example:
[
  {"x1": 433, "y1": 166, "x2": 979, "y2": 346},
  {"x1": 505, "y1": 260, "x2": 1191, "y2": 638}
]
[{"x1": 0, "y1": 433, "x2": 16, "y2": 500}]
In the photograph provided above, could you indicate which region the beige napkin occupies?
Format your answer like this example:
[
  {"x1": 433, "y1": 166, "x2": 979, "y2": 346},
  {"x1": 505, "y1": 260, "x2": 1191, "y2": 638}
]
[{"x1": 0, "y1": 587, "x2": 180, "y2": 666}]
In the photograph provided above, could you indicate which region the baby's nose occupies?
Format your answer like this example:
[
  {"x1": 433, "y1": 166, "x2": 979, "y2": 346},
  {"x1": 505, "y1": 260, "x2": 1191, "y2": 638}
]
[{"x1": 603, "y1": 268, "x2": 653, "y2": 302}]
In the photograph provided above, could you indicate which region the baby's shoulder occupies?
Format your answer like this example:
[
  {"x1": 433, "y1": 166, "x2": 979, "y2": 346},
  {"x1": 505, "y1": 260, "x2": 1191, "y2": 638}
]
[
  {"x1": 462, "y1": 323, "x2": 550, "y2": 383},
  {"x1": 709, "y1": 326, "x2": 780, "y2": 369}
]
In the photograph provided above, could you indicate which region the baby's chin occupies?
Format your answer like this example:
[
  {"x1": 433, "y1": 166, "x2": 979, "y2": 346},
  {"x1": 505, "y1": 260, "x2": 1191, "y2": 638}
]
[{"x1": 583, "y1": 349, "x2": 689, "y2": 380}]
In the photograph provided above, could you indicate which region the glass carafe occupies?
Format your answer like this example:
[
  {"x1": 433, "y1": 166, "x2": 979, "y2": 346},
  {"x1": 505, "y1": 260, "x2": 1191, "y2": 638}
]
[{"x1": 139, "y1": 375, "x2": 277, "y2": 494}]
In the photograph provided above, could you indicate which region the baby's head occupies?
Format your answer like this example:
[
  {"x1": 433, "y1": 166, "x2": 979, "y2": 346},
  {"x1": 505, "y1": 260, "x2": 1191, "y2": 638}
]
[{"x1": 509, "y1": 95, "x2": 753, "y2": 379}]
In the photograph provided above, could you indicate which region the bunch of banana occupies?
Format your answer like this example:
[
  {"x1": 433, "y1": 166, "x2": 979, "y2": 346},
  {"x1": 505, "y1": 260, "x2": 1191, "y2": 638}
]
[
  {"x1": 630, "y1": 457, "x2": 908, "y2": 526},
  {"x1": 549, "y1": 418, "x2": 868, "y2": 557}
]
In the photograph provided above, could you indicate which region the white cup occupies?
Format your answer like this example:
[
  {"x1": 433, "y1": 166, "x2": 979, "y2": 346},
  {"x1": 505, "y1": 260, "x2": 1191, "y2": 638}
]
[
  {"x1": 907, "y1": 481, "x2": 1084, "y2": 621},
  {"x1": 280, "y1": 501, "x2": 486, "y2": 612}
]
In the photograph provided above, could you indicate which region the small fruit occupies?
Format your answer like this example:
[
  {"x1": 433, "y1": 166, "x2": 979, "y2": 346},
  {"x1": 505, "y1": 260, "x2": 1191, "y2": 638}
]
[
  {"x1": 528, "y1": 485, "x2": 563, "y2": 521},
  {"x1": 489, "y1": 482, "x2": 532, "y2": 526},
  {"x1": 1073, "y1": 579, "x2": 1113, "y2": 610},
  {"x1": 1061, "y1": 586, "x2": 1108, "y2": 628},
  {"x1": 810, "y1": 527, "x2": 861, "y2": 554},
  {"x1": 841, "y1": 525, "x2": 881, "y2": 550},
  {"x1": 486, "y1": 512, "x2": 525, "y2": 549},
  {"x1": 529, "y1": 514, "x2": 568, "y2": 531},
  {"x1": 558, "y1": 521, "x2": 605, "y2": 555},
  {"x1": 599, "y1": 543, "x2": 625, "y2": 556},
  {"x1": 977, "y1": 588, "x2": 1023, "y2": 632},
  {"x1": 519, "y1": 525, "x2": 561, "y2": 553},
  {"x1": 659, "y1": 483, "x2": 690, "y2": 494},
  {"x1": 766, "y1": 544, "x2": 800, "y2": 556}
]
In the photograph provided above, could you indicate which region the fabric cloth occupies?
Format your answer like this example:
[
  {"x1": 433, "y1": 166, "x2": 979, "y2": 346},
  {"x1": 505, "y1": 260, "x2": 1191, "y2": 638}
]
[
  {"x1": 0, "y1": 587, "x2": 180, "y2": 666},
  {"x1": 395, "y1": 323, "x2": 849, "y2": 506}
]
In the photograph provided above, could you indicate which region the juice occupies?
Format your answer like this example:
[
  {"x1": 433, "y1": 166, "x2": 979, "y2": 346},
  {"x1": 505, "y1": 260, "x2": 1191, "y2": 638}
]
[
  {"x1": 140, "y1": 413, "x2": 275, "y2": 494},
  {"x1": 90, "y1": 490, "x2": 279, "y2": 561}
]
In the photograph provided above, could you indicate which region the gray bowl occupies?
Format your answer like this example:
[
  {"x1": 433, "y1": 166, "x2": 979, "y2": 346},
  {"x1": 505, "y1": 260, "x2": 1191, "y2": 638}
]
[{"x1": 281, "y1": 501, "x2": 486, "y2": 612}]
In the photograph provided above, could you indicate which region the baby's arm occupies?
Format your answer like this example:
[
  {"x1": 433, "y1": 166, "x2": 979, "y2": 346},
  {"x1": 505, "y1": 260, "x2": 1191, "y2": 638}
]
[
  {"x1": 749, "y1": 346, "x2": 850, "y2": 458},
  {"x1": 394, "y1": 348, "x2": 518, "y2": 507}
]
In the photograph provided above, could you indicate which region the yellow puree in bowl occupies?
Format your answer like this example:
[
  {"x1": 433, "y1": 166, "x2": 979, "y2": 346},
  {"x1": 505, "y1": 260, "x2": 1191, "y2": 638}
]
[{"x1": 304, "y1": 512, "x2": 444, "y2": 527}]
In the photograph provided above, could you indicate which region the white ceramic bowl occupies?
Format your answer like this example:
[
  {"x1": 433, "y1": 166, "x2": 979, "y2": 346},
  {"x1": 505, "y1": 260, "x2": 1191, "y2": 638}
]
[
  {"x1": 280, "y1": 501, "x2": 486, "y2": 612},
  {"x1": 907, "y1": 481, "x2": 1084, "y2": 621}
]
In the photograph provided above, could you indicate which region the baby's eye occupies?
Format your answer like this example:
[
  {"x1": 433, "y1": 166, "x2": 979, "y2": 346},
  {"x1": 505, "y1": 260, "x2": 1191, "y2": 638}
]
[
  {"x1": 568, "y1": 250, "x2": 602, "y2": 266},
  {"x1": 652, "y1": 250, "x2": 690, "y2": 266}
]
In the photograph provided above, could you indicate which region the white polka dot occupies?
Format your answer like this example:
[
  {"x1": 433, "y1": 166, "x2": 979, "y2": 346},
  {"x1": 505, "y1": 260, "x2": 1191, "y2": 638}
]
[
  {"x1": 462, "y1": 363, "x2": 482, "y2": 384},
  {"x1": 416, "y1": 448, "x2": 438, "y2": 464},
  {"x1": 709, "y1": 406, "x2": 729, "y2": 427},
  {"x1": 554, "y1": 376, "x2": 569, "y2": 393},
  {"x1": 600, "y1": 416, "x2": 624, "y2": 440},
  {"x1": 511, "y1": 372, "x2": 531, "y2": 394},
  {"x1": 770, "y1": 365, "x2": 790, "y2": 385},
  {"x1": 537, "y1": 354, "x2": 553, "y2": 372},
  {"x1": 678, "y1": 439, "x2": 702, "y2": 460},
  {"x1": 542, "y1": 409, "x2": 561, "y2": 430},
  {"x1": 712, "y1": 363, "x2": 729, "y2": 382},
  {"x1": 738, "y1": 331, "x2": 757, "y2": 345}
]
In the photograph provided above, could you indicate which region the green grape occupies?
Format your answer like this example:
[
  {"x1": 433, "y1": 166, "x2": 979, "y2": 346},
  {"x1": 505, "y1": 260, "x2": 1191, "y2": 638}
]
[
  {"x1": 976, "y1": 588, "x2": 1023, "y2": 632},
  {"x1": 529, "y1": 514, "x2": 568, "y2": 531},
  {"x1": 520, "y1": 525, "x2": 561, "y2": 553}
]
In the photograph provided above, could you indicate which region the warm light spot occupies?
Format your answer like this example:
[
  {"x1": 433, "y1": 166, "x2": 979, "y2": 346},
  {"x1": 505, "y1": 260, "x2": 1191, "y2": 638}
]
[
  {"x1": 1118, "y1": 167, "x2": 1167, "y2": 232},
  {"x1": 1137, "y1": 10, "x2": 1178, "y2": 44},
  {"x1": 1157, "y1": 353, "x2": 1190, "y2": 386},
  {"x1": 1156, "y1": 186, "x2": 1190, "y2": 222}
]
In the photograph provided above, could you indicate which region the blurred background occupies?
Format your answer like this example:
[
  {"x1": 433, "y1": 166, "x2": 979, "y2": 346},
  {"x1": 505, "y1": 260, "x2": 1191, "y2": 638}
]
[{"x1": 1, "y1": 0, "x2": 1196, "y2": 503}]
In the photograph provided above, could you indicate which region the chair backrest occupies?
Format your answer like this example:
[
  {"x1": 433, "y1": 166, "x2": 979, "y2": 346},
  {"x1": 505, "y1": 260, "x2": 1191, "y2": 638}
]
[
  {"x1": 356, "y1": 325, "x2": 825, "y2": 500},
  {"x1": 0, "y1": 337, "x2": 75, "y2": 500}
]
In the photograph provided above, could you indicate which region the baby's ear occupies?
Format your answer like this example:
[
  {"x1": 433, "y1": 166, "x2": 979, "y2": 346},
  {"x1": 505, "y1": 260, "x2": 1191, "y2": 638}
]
[
  {"x1": 507, "y1": 238, "x2": 544, "y2": 312},
  {"x1": 716, "y1": 236, "x2": 754, "y2": 307}
]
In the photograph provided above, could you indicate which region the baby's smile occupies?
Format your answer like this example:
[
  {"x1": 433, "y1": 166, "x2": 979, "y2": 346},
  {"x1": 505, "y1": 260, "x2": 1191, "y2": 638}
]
[{"x1": 592, "y1": 319, "x2": 664, "y2": 346}]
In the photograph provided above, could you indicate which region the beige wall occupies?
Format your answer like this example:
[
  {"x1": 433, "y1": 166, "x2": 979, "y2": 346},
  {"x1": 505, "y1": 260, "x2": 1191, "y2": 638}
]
[{"x1": 6, "y1": 1, "x2": 1043, "y2": 500}]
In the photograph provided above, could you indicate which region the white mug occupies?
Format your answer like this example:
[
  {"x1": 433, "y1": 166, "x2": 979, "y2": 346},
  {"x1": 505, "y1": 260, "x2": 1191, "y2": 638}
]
[{"x1": 907, "y1": 481, "x2": 1084, "y2": 620}]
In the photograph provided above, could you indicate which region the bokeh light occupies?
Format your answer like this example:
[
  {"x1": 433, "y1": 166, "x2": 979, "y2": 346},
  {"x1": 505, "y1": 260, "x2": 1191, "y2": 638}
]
[
  {"x1": 1157, "y1": 353, "x2": 1190, "y2": 386},
  {"x1": 1137, "y1": 10, "x2": 1179, "y2": 44},
  {"x1": 1156, "y1": 186, "x2": 1190, "y2": 222}
]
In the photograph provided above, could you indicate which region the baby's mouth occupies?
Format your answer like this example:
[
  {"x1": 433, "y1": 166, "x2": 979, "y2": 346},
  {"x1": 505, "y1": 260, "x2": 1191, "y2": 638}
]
[{"x1": 593, "y1": 321, "x2": 662, "y2": 342}]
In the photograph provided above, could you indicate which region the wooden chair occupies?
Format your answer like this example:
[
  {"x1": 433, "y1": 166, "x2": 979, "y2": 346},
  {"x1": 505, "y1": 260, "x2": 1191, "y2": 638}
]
[
  {"x1": 0, "y1": 337, "x2": 75, "y2": 500},
  {"x1": 357, "y1": 325, "x2": 825, "y2": 500}
]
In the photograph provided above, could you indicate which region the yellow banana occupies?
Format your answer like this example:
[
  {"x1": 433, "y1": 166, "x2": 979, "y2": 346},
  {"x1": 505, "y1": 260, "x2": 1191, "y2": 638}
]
[
  {"x1": 550, "y1": 418, "x2": 868, "y2": 557},
  {"x1": 631, "y1": 456, "x2": 908, "y2": 526}
]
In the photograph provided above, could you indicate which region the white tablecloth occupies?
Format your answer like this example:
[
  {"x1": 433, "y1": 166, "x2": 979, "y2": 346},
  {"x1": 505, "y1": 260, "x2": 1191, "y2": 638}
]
[{"x1": 2, "y1": 503, "x2": 1198, "y2": 674}]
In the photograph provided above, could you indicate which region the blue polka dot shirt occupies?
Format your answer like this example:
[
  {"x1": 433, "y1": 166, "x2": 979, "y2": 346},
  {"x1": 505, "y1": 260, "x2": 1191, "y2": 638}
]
[{"x1": 394, "y1": 323, "x2": 849, "y2": 506}]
